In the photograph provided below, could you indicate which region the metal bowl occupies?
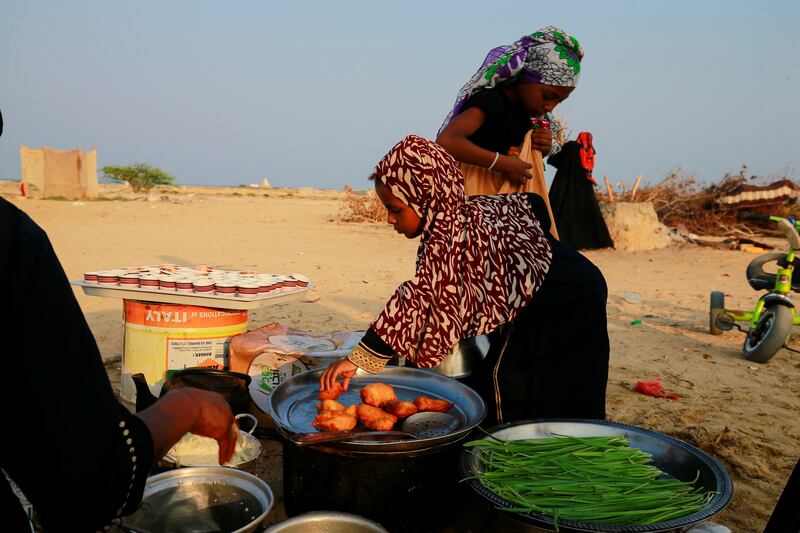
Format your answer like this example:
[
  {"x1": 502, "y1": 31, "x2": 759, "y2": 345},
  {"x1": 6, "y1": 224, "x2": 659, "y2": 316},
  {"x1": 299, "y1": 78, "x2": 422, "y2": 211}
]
[
  {"x1": 264, "y1": 511, "x2": 389, "y2": 532},
  {"x1": 119, "y1": 467, "x2": 274, "y2": 533},
  {"x1": 164, "y1": 414, "x2": 262, "y2": 468},
  {"x1": 459, "y1": 419, "x2": 733, "y2": 533},
  {"x1": 428, "y1": 335, "x2": 490, "y2": 378}
]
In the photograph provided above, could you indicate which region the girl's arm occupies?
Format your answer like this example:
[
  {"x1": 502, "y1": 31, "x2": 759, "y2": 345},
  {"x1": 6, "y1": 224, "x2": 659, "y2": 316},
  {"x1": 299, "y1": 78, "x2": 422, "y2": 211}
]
[
  {"x1": 436, "y1": 108, "x2": 532, "y2": 184},
  {"x1": 320, "y1": 328, "x2": 394, "y2": 391}
]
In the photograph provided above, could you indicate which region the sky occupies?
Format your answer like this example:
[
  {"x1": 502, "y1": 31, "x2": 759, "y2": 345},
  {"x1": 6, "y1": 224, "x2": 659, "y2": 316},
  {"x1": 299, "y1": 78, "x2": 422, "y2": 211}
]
[{"x1": 1, "y1": 1, "x2": 799, "y2": 189}]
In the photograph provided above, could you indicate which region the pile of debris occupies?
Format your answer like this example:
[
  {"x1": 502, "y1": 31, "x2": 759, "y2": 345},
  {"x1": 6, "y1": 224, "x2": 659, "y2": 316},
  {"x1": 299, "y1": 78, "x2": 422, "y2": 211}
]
[{"x1": 601, "y1": 167, "x2": 800, "y2": 243}]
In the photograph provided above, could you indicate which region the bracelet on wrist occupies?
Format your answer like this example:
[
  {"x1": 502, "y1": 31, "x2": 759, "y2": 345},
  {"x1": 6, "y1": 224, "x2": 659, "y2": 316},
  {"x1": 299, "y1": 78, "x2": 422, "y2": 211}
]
[{"x1": 487, "y1": 151, "x2": 500, "y2": 171}]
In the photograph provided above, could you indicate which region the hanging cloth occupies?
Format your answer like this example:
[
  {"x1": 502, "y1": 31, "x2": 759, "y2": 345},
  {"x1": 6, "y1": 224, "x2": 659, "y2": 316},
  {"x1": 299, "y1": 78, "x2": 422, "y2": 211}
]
[
  {"x1": 576, "y1": 131, "x2": 597, "y2": 185},
  {"x1": 547, "y1": 137, "x2": 614, "y2": 250}
]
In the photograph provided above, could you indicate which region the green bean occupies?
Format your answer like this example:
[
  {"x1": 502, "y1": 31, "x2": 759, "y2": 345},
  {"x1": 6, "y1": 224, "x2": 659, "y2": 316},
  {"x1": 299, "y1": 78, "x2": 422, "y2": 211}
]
[{"x1": 463, "y1": 435, "x2": 713, "y2": 531}]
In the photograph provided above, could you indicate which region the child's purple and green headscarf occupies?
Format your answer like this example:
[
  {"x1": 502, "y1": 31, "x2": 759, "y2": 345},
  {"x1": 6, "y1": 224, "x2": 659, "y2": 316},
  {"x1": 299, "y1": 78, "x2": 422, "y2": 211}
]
[{"x1": 439, "y1": 25, "x2": 583, "y2": 135}]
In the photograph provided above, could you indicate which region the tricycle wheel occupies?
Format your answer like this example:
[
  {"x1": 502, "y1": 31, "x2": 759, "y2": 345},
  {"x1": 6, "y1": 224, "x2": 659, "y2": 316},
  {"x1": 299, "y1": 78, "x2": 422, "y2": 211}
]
[
  {"x1": 709, "y1": 291, "x2": 726, "y2": 335},
  {"x1": 743, "y1": 304, "x2": 793, "y2": 363}
]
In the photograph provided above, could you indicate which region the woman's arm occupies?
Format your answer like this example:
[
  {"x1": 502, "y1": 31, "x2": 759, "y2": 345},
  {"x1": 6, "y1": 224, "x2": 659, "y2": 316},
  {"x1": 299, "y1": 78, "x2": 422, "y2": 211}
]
[
  {"x1": 136, "y1": 387, "x2": 237, "y2": 467},
  {"x1": 437, "y1": 108, "x2": 533, "y2": 184},
  {"x1": 320, "y1": 329, "x2": 394, "y2": 390}
]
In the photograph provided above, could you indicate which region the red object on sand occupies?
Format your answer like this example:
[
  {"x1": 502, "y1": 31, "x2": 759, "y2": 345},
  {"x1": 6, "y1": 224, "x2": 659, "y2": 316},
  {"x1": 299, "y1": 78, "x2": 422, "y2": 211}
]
[{"x1": 633, "y1": 377, "x2": 680, "y2": 400}]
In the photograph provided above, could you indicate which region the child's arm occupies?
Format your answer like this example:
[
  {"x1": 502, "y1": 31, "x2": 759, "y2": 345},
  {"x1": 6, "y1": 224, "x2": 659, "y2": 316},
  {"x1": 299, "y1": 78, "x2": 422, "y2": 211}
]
[{"x1": 437, "y1": 108, "x2": 533, "y2": 185}]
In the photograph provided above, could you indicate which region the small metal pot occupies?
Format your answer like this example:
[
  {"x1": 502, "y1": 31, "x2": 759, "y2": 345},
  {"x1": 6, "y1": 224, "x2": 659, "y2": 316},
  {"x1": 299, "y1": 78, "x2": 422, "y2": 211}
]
[
  {"x1": 264, "y1": 511, "x2": 389, "y2": 533},
  {"x1": 427, "y1": 335, "x2": 490, "y2": 378},
  {"x1": 118, "y1": 467, "x2": 274, "y2": 533}
]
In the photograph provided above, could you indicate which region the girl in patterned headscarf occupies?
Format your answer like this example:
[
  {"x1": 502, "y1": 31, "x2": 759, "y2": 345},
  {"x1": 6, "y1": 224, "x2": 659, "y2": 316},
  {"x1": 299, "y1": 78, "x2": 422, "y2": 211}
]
[
  {"x1": 437, "y1": 26, "x2": 584, "y2": 237},
  {"x1": 321, "y1": 135, "x2": 609, "y2": 424}
]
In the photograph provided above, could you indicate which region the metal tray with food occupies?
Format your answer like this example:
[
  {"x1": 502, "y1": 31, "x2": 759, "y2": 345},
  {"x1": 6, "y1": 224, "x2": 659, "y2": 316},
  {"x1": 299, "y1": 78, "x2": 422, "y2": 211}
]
[
  {"x1": 267, "y1": 366, "x2": 486, "y2": 452},
  {"x1": 459, "y1": 419, "x2": 733, "y2": 533}
]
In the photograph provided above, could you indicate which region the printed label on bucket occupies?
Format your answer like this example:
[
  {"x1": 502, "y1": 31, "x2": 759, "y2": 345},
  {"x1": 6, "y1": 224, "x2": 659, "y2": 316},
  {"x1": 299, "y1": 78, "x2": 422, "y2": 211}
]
[
  {"x1": 167, "y1": 336, "x2": 232, "y2": 372},
  {"x1": 125, "y1": 302, "x2": 247, "y2": 328}
]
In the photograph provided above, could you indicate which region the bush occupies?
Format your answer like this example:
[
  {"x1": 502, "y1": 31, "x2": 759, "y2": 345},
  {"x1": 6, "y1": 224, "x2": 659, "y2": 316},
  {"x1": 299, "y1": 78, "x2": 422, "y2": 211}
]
[
  {"x1": 101, "y1": 163, "x2": 175, "y2": 193},
  {"x1": 339, "y1": 185, "x2": 384, "y2": 222}
]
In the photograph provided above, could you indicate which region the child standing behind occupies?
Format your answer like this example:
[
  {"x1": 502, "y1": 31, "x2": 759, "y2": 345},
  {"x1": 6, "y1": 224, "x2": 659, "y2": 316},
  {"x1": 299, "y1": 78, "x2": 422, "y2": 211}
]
[{"x1": 436, "y1": 25, "x2": 584, "y2": 237}]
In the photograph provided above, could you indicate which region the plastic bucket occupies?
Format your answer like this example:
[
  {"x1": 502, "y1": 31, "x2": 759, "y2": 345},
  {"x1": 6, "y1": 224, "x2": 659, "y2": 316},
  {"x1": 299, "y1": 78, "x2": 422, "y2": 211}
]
[{"x1": 121, "y1": 300, "x2": 249, "y2": 403}]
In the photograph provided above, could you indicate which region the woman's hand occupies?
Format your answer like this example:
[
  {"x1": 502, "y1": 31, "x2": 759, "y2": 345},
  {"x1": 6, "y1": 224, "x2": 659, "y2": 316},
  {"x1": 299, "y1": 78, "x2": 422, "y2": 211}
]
[
  {"x1": 137, "y1": 387, "x2": 237, "y2": 466},
  {"x1": 180, "y1": 388, "x2": 238, "y2": 465},
  {"x1": 532, "y1": 126, "x2": 552, "y2": 154},
  {"x1": 495, "y1": 154, "x2": 533, "y2": 185},
  {"x1": 320, "y1": 357, "x2": 359, "y2": 392}
]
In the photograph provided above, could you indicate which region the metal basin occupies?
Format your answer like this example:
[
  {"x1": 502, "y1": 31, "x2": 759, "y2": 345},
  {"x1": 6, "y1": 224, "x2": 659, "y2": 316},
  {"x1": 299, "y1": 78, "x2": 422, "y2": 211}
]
[
  {"x1": 264, "y1": 511, "x2": 388, "y2": 532},
  {"x1": 459, "y1": 419, "x2": 733, "y2": 532},
  {"x1": 119, "y1": 467, "x2": 274, "y2": 533},
  {"x1": 428, "y1": 335, "x2": 490, "y2": 378}
]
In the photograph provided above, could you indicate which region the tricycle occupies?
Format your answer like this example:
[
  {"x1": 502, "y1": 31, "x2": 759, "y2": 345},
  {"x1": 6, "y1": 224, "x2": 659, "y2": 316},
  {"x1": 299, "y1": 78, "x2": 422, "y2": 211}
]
[{"x1": 710, "y1": 214, "x2": 800, "y2": 363}]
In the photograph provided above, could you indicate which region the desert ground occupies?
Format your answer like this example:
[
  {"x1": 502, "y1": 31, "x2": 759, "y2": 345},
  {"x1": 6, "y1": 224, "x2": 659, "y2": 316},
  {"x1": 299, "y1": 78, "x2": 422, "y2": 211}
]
[{"x1": 4, "y1": 181, "x2": 798, "y2": 532}]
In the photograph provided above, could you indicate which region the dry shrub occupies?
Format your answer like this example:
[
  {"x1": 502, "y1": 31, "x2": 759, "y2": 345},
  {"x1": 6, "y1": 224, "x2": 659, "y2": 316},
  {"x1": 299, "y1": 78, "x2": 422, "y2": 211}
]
[
  {"x1": 340, "y1": 184, "x2": 384, "y2": 222},
  {"x1": 599, "y1": 166, "x2": 798, "y2": 236}
]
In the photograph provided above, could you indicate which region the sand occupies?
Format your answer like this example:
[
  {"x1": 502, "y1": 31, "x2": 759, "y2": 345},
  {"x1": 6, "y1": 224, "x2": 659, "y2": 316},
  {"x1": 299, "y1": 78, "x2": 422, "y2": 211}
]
[{"x1": 4, "y1": 182, "x2": 799, "y2": 531}]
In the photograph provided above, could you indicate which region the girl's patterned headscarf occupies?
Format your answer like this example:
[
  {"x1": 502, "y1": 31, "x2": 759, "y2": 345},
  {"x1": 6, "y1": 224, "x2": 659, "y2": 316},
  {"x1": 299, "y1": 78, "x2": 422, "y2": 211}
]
[
  {"x1": 439, "y1": 25, "x2": 583, "y2": 135},
  {"x1": 370, "y1": 135, "x2": 552, "y2": 367}
]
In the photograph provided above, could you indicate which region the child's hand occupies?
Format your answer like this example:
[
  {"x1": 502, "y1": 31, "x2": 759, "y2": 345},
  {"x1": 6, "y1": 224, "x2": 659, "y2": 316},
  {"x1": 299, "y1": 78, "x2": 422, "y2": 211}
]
[
  {"x1": 496, "y1": 154, "x2": 532, "y2": 185},
  {"x1": 532, "y1": 127, "x2": 552, "y2": 154}
]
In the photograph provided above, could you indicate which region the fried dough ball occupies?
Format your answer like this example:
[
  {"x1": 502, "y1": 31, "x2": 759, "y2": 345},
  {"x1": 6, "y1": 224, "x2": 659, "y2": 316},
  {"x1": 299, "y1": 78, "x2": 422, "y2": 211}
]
[
  {"x1": 414, "y1": 396, "x2": 454, "y2": 413},
  {"x1": 344, "y1": 404, "x2": 357, "y2": 417},
  {"x1": 383, "y1": 399, "x2": 418, "y2": 419},
  {"x1": 317, "y1": 399, "x2": 346, "y2": 412},
  {"x1": 318, "y1": 381, "x2": 344, "y2": 401},
  {"x1": 356, "y1": 403, "x2": 398, "y2": 431},
  {"x1": 360, "y1": 382, "x2": 397, "y2": 408},
  {"x1": 312, "y1": 409, "x2": 358, "y2": 432}
]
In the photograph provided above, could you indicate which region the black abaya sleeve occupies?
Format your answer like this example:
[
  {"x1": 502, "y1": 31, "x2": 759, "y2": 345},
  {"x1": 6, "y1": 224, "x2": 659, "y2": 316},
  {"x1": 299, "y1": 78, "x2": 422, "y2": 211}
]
[{"x1": 0, "y1": 198, "x2": 153, "y2": 531}]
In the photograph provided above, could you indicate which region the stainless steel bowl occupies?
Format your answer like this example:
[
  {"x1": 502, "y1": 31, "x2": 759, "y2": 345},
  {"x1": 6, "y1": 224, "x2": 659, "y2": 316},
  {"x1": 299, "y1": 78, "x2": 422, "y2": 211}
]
[
  {"x1": 429, "y1": 335, "x2": 490, "y2": 378},
  {"x1": 119, "y1": 467, "x2": 274, "y2": 533},
  {"x1": 264, "y1": 511, "x2": 389, "y2": 533}
]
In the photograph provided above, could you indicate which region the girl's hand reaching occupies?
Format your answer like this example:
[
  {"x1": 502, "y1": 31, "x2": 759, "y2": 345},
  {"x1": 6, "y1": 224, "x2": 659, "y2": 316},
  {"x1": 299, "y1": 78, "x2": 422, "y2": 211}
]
[
  {"x1": 496, "y1": 153, "x2": 533, "y2": 185},
  {"x1": 320, "y1": 357, "x2": 359, "y2": 392},
  {"x1": 532, "y1": 126, "x2": 552, "y2": 155}
]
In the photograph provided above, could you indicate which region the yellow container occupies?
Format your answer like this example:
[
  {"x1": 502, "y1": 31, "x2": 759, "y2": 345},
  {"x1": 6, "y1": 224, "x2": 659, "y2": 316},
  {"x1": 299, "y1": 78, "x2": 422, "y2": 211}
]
[{"x1": 121, "y1": 300, "x2": 249, "y2": 403}]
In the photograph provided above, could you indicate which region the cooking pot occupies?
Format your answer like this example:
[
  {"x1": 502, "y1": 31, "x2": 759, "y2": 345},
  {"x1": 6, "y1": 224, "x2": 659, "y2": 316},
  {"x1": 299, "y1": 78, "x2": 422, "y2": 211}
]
[
  {"x1": 117, "y1": 466, "x2": 274, "y2": 533},
  {"x1": 131, "y1": 368, "x2": 252, "y2": 415},
  {"x1": 428, "y1": 335, "x2": 490, "y2": 379},
  {"x1": 264, "y1": 511, "x2": 389, "y2": 533},
  {"x1": 282, "y1": 438, "x2": 467, "y2": 533},
  {"x1": 272, "y1": 367, "x2": 487, "y2": 532}
]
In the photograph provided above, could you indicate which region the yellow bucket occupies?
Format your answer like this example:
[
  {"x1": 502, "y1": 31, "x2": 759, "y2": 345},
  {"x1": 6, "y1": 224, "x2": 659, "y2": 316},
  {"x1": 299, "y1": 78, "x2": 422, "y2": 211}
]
[{"x1": 121, "y1": 300, "x2": 249, "y2": 403}]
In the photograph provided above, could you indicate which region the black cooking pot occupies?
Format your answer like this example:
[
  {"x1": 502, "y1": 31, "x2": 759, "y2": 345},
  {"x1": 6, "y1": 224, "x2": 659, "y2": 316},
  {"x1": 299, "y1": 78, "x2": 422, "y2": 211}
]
[
  {"x1": 131, "y1": 368, "x2": 252, "y2": 415},
  {"x1": 281, "y1": 437, "x2": 468, "y2": 533}
]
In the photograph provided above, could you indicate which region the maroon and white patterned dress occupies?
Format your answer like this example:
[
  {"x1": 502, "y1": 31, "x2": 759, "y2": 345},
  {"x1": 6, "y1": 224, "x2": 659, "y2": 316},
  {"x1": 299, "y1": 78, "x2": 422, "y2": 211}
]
[{"x1": 350, "y1": 135, "x2": 552, "y2": 370}]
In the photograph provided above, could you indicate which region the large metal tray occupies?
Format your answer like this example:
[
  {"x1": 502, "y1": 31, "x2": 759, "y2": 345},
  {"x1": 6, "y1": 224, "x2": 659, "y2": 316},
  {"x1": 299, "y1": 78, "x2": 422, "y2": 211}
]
[
  {"x1": 267, "y1": 366, "x2": 486, "y2": 452},
  {"x1": 73, "y1": 280, "x2": 312, "y2": 310},
  {"x1": 459, "y1": 419, "x2": 733, "y2": 533}
]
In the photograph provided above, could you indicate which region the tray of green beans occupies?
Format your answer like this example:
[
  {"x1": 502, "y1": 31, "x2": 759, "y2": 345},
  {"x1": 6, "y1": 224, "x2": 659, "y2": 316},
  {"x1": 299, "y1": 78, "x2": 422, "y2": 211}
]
[{"x1": 459, "y1": 420, "x2": 732, "y2": 532}]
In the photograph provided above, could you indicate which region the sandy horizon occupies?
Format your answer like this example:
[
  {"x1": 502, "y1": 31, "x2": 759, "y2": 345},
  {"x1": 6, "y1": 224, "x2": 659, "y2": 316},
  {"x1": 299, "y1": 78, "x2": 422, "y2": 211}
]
[{"x1": 4, "y1": 180, "x2": 799, "y2": 531}]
